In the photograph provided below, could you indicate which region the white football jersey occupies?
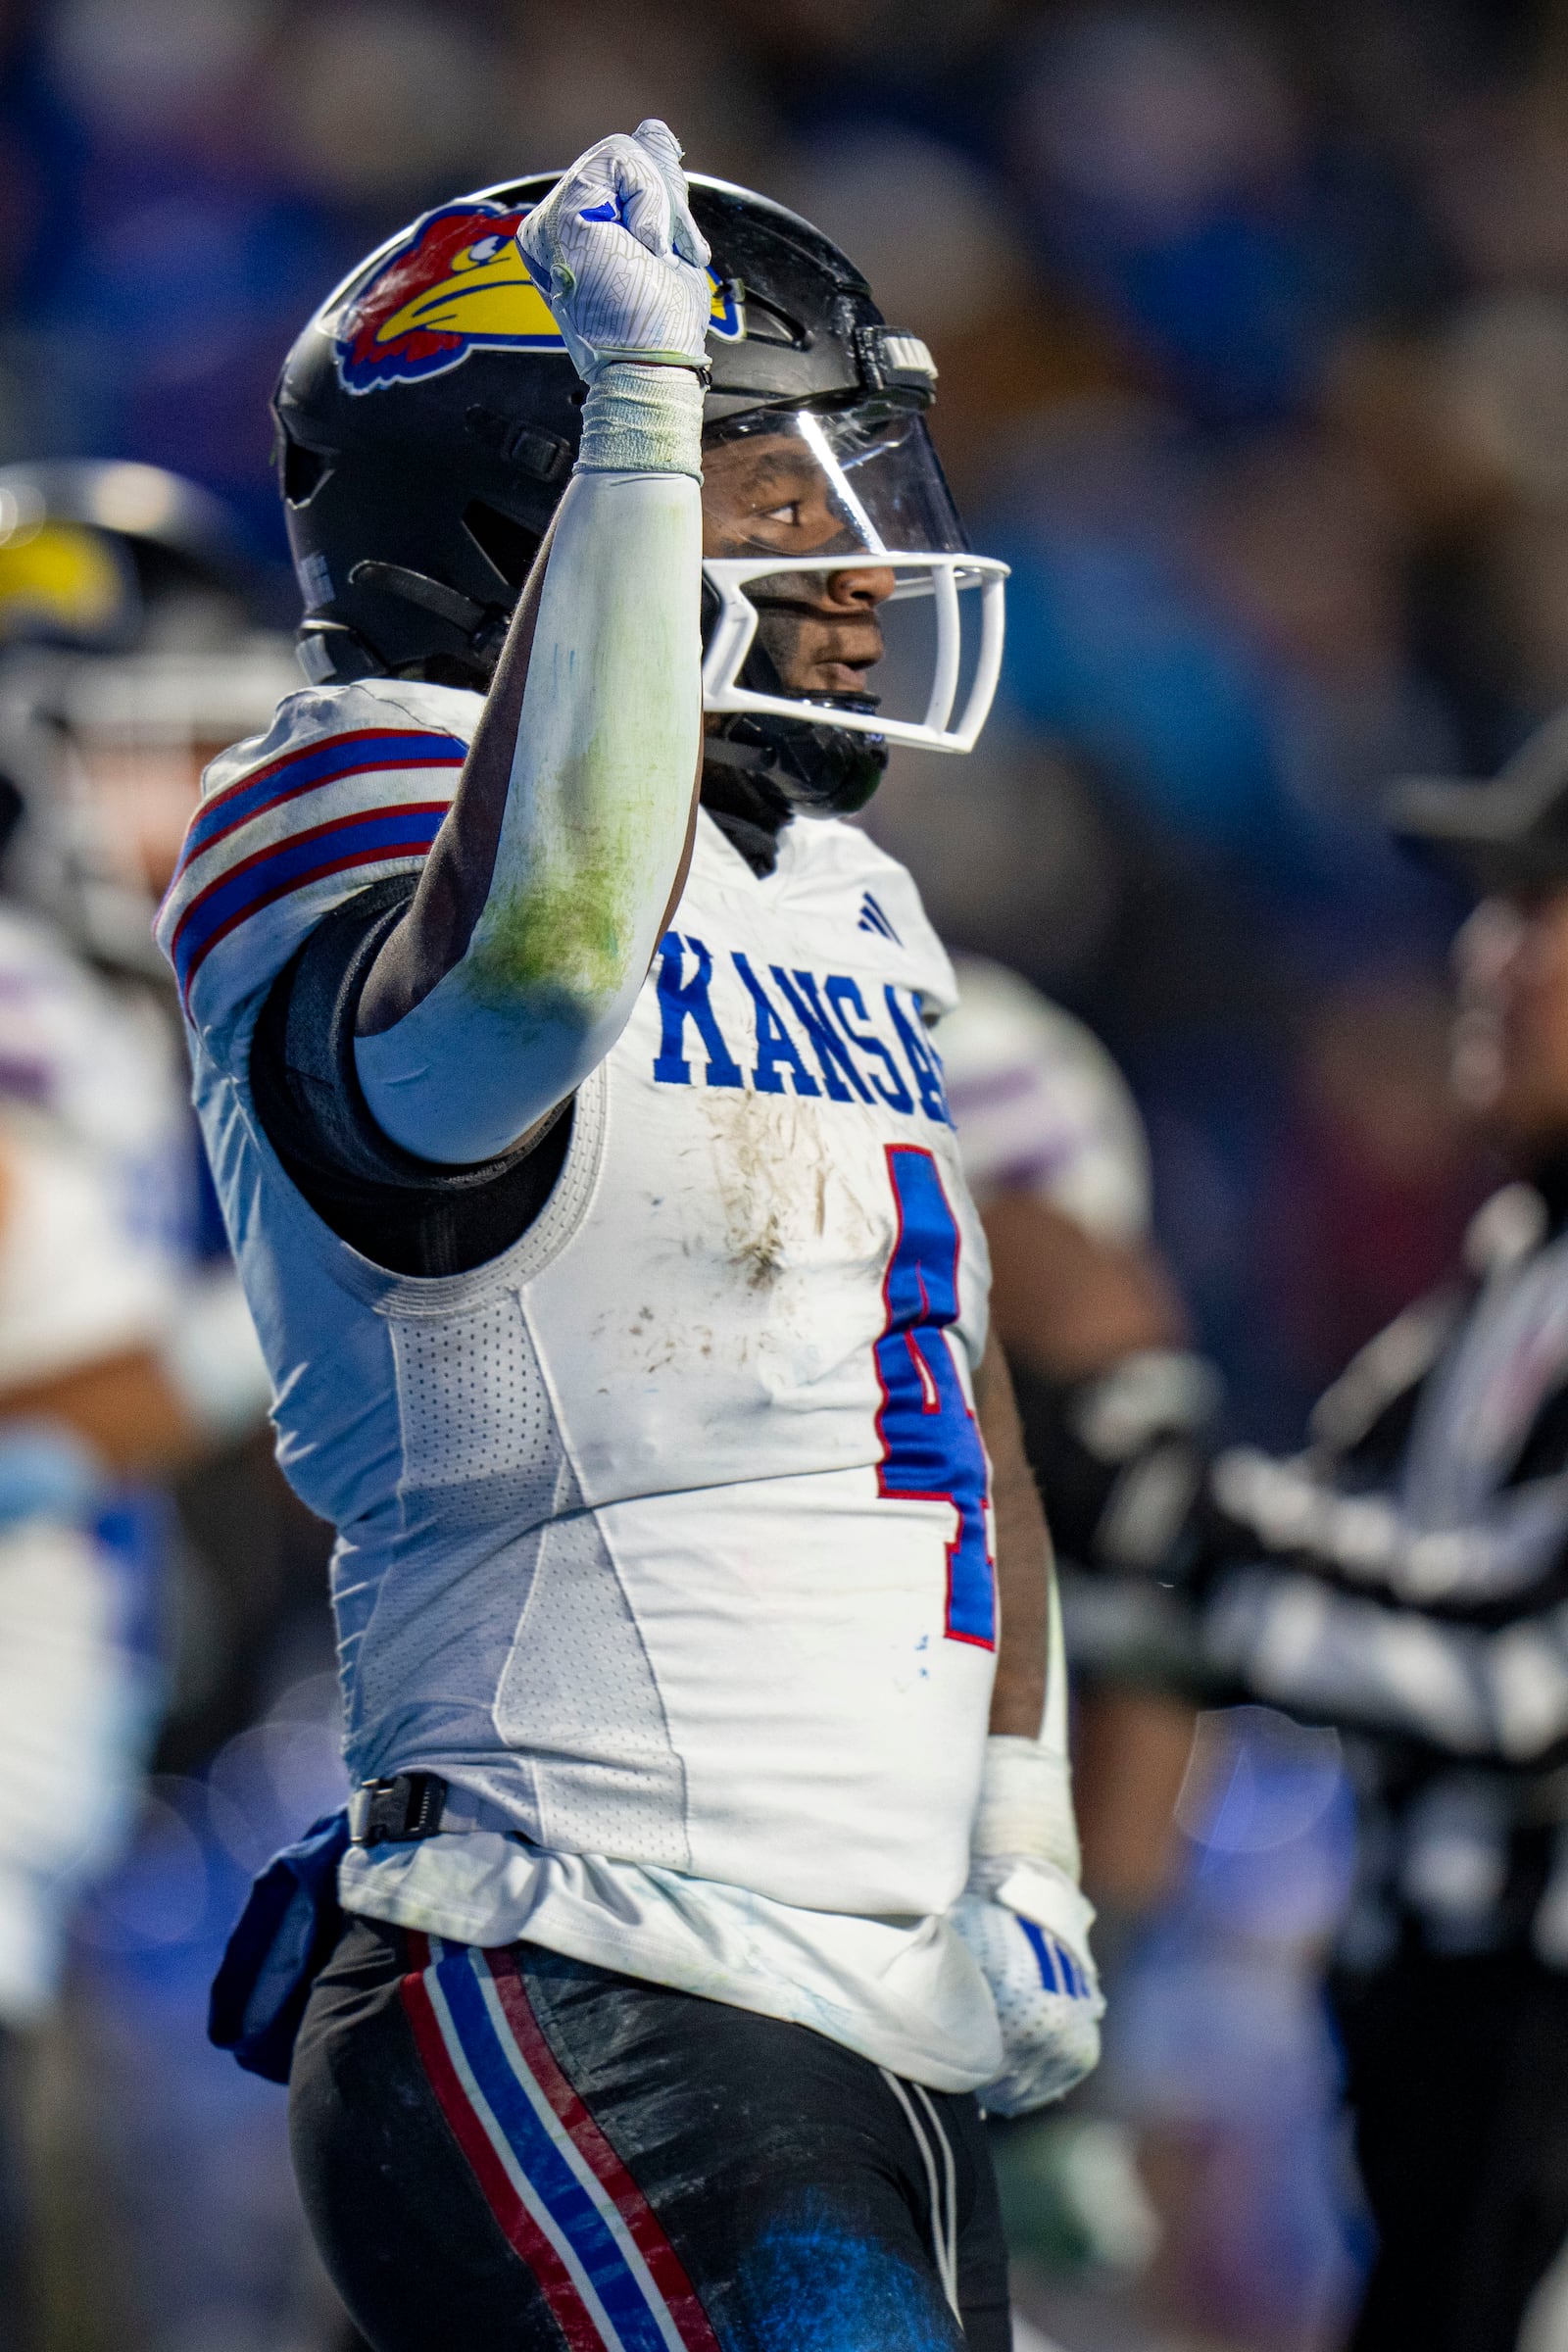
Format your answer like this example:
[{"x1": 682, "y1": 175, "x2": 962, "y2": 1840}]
[{"x1": 158, "y1": 680, "x2": 999, "y2": 1942}]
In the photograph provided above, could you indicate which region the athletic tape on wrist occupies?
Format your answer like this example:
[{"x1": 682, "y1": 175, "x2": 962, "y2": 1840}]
[
  {"x1": 577, "y1": 363, "x2": 704, "y2": 479},
  {"x1": 971, "y1": 1566, "x2": 1081, "y2": 1882},
  {"x1": 972, "y1": 1740, "x2": 1081, "y2": 1883}
]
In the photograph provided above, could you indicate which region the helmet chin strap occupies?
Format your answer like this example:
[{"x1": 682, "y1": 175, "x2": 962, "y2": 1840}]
[
  {"x1": 301, "y1": 561, "x2": 514, "y2": 686},
  {"x1": 700, "y1": 731, "x2": 789, "y2": 783},
  {"x1": 348, "y1": 560, "x2": 511, "y2": 670},
  {"x1": 698, "y1": 746, "x2": 793, "y2": 876}
]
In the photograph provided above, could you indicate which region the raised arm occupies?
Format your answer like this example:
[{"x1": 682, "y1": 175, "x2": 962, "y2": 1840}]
[{"x1": 353, "y1": 122, "x2": 710, "y2": 1165}]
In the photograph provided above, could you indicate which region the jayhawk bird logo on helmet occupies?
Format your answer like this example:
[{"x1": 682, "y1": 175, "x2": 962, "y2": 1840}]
[{"x1": 330, "y1": 199, "x2": 743, "y2": 396}]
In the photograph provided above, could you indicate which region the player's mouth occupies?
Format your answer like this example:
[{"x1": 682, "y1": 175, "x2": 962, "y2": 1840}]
[{"x1": 752, "y1": 600, "x2": 885, "y2": 701}]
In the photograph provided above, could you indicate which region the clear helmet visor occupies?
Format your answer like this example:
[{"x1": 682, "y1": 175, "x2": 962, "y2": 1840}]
[{"x1": 700, "y1": 404, "x2": 1007, "y2": 755}]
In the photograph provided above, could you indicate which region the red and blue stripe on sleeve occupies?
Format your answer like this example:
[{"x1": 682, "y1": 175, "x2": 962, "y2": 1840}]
[{"x1": 158, "y1": 726, "x2": 466, "y2": 1015}]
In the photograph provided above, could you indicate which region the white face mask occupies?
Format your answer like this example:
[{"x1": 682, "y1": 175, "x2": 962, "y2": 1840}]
[{"x1": 699, "y1": 404, "x2": 1007, "y2": 757}]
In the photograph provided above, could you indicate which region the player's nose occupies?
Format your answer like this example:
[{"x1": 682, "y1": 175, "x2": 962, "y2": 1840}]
[{"x1": 822, "y1": 564, "x2": 897, "y2": 612}]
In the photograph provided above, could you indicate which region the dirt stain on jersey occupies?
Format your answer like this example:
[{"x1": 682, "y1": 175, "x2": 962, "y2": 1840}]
[{"x1": 700, "y1": 1091, "x2": 880, "y2": 1291}]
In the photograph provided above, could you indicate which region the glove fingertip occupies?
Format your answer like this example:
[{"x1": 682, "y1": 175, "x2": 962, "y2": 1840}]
[{"x1": 634, "y1": 116, "x2": 684, "y2": 163}]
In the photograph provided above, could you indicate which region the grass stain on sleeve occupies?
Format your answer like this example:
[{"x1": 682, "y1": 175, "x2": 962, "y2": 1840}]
[{"x1": 462, "y1": 746, "x2": 662, "y2": 1020}]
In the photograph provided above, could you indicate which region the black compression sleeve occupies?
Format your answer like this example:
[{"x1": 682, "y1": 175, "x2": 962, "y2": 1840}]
[{"x1": 248, "y1": 876, "x2": 572, "y2": 1279}]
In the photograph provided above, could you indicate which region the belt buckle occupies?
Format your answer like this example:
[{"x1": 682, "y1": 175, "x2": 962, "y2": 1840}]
[{"x1": 351, "y1": 1772, "x2": 446, "y2": 1845}]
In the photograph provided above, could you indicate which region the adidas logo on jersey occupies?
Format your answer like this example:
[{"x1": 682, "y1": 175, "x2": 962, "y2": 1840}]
[{"x1": 858, "y1": 892, "x2": 902, "y2": 946}]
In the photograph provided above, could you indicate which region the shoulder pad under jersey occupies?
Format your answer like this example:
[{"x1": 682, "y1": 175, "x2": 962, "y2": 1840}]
[{"x1": 155, "y1": 676, "x2": 479, "y2": 1045}]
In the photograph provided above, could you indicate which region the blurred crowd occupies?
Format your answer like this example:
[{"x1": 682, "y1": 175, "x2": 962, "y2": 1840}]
[
  {"x1": 3, "y1": 0, "x2": 1568, "y2": 2346},
  {"x1": 5, "y1": 0, "x2": 1560, "y2": 1426}
]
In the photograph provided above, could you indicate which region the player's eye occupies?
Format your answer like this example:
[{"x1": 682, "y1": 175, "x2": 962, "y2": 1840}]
[{"x1": 759, "y1": 501, "x2": 802, "y2": 525}]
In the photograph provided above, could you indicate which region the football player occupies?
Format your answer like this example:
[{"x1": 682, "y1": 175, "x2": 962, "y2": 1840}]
[{"x1": 162, "y1": 124, "x2": 1100, "y2": 2351}]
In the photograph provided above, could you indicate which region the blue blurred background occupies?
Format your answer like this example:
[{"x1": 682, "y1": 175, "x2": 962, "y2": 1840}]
[{"x1": 4, "y1": 1, "x2": 1564, "y2": 2344}]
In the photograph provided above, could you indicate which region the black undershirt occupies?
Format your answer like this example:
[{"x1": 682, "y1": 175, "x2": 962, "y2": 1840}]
[{"x1": 249, "y1": 790, "x2": 788, "y2": 1278}]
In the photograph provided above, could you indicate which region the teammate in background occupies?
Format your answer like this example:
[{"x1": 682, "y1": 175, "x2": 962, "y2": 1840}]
[
  {"x1": 0, "y1": 466, "x2": 277, "y2": 2341},
  {"x1": 1038, "y1": 712, "x2": 1568, "y2": 2352},
  {"x1": 0, "y1": 463, "x2": 292, "y2": 1454},
  {"x1": 940, "y1": 956, "x2": 1200, "y2": 1933},
  {"x1": 0, "y1": 458, "x2": 290, "y2": 1522},
  {"x1": 162, "y1": 124, "x2": 1101, "y2": 2352},
  {"x1": 0, "y1": 460, "x2": 300, "y2": 967}
]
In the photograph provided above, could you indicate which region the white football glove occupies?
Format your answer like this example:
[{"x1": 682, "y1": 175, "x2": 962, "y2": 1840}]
[
  {"x1": 953, "y1": 1852, "x2": 1103, "y2": 2118},
  {"x1": 958, "y1": 1571, "x2": 1103, "y2": 2119},
  {"x1": 515, "y1": 119, "x2": 712, "y2": 383}
]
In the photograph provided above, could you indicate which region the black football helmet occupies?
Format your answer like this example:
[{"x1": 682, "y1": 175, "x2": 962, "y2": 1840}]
[{"x1": 272, "y1": 173, "x2": 1004, "y2": 815}]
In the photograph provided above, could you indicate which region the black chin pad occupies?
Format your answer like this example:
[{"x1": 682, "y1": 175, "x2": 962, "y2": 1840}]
[{"x1": 705, "y1": 712, "x2": 888, "y2": 816}]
